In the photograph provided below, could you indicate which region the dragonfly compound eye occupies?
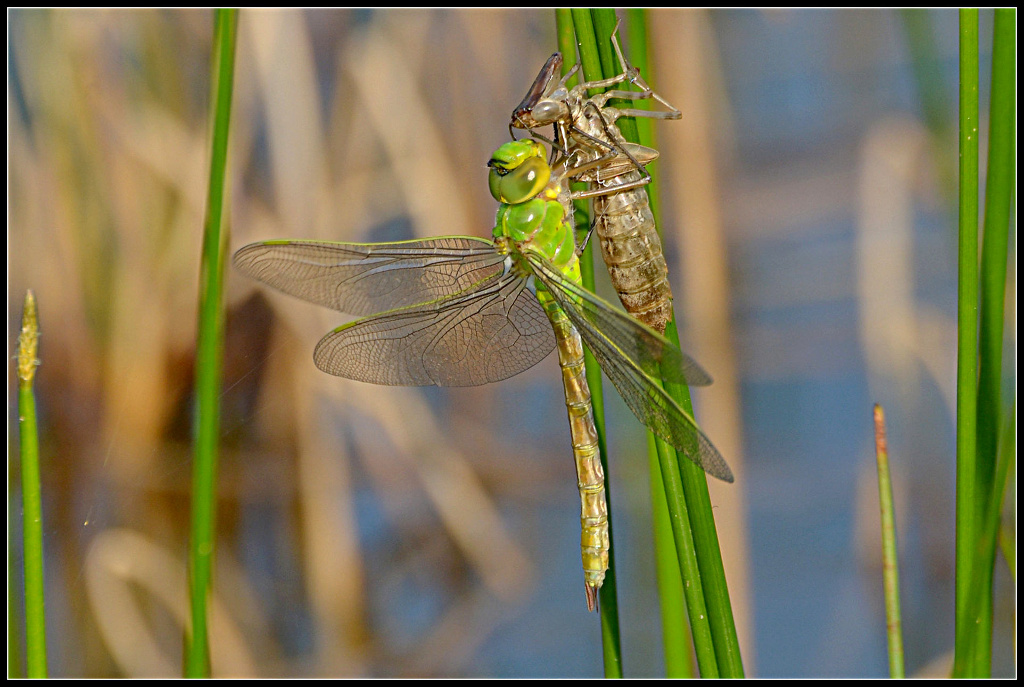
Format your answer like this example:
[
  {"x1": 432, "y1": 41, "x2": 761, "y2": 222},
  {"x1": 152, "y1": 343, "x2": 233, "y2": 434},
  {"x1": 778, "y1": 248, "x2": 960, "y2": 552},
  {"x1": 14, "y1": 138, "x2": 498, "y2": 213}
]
[{"x1": 488, "y1": 155, "x2": 550, "y2": 204}]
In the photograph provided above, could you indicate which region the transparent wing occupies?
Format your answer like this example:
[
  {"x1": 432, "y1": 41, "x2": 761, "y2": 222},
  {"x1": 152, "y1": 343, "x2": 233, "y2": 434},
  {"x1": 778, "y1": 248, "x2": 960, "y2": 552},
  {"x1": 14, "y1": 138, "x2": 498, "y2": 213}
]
[
  {"x1": 528, "y1": 254, "x2": 711, "y2": 386},
  {"x1": 530, "y1": 255, "x2": 733, "y2": 482},
  {"x1": 314, "y1": 270, "x2": 555, "y2": 387},
  {"x1": 232, "y1": 236, "x2": 506, "y2": 316}
]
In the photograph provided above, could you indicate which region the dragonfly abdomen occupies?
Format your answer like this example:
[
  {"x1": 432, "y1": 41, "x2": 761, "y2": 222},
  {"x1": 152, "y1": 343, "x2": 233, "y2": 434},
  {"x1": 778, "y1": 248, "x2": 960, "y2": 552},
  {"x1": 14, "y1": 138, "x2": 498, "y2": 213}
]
[
  {"x1": 541, "y1": 292, "x2": 608, "y2": 611},
  {"x1": 592, "y1": 171, "x2": 674, "y2": 334}
]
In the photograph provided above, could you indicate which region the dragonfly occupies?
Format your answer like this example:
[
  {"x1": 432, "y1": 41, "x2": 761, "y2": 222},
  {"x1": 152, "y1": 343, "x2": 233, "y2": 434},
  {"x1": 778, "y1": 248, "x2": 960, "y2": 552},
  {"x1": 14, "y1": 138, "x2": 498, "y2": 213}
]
[
  {"x1": 510, "y1": 34, "x2": 681, "y2": 334},
  {"x1": 233, "y1": 139, "x2": 732, "y2": 611}
]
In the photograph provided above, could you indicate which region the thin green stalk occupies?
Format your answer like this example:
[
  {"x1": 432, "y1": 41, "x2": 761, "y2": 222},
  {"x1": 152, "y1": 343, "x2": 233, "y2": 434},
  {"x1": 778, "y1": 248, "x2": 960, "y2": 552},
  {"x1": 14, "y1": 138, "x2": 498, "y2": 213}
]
[
  {"x1": 952, "y1": 7, "x2": 979, "y2": 678},
  {"x1": 623, "y1": 11, "x2": 695, "y2": 676},
  {"x1": 624, "y1": 9, "x2": 656, "y2": 179},
  {"x1": 555, "y1": 9, "x2": 623, "y2": 678},
  {"x1": 588, "y1": 10, "x2": 639, "y2": 143},
  {"x1": 646, "y1": 433, "x2": 693, "y2": 677},
  {"x1": 568, "y1": 16, "x2": 650, "y2": 669},
  {"x1": 597, "y1": 8, "x2": 744, "y2": 677},
  {"x1": 621, "y1": 10, "x2": 692, "y2": 676},
  {"x1": 665, "y1": 362, "x2": 744, "y2": 678},
  {"x1": 653, "y1": 432, "x2": 719, "y2": 677},
  {"x1": 962, "y1": 401, "x2": 1015, "y2": 676},
  {"x1": 872, "y1": 405, "x2": 905, "y2": 678},
  {"x1": 18, "y1": 290, "x2": 47, "y2": 679},
  {"x1": 976, "y1": 13, "x2": 1015, "y2": 472},
  {"x1": 186, "y1": 8, "x2": 238, "y2": 677},
  {"x1": 970, "y1": 8, "x2": 1016, "y2": 673}
]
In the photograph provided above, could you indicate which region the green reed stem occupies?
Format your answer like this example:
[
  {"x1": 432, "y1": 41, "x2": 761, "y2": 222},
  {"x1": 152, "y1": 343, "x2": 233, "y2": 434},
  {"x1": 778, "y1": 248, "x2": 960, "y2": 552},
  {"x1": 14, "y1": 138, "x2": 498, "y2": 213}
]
[
  {"x1": 556, "y1": 9, "x2": 624, "y2": 678},
  {"x1": 664, "y1": 366, "x2": 744, "y2": 678},
  {"x1": 961, "y1": 8, "x2": 1015, "y2": 675},
  {"x1": 571, "y1": 8, "x2": 744, "y2": 677},
  {"x1": 18, "y1": 291, "x2": 47, "y2": 678},
  {"x1": 953, "y1": 7, "x2": 980, "y2": 678},
  {"x1": 623, "y1": 10, "x2": 692, "y2": 676},
  {"x1": 976, "y1": 13, "x2": 1015, "y2": 479},
  {"x1": 568, "y1": 17, "x2": 644, "y2": 671},
  {"x1": 646, "y1": 434, "x2": 694, "y2": 677},
  {"x1": 615, "y1": 8, "x2": 745, "y2": 677},
  {"x1": 872, "y1": 405, "x2": 905, "y2": 678},
  {"x1": 652, "y1": 430, "x2": 719, "y2": 677},
  {"x1": 186, "y1": 8, "x2": 237, "y2": 677},
  {"x1": 962, "y1": 400, "x2": 1015, "y2": 677}
]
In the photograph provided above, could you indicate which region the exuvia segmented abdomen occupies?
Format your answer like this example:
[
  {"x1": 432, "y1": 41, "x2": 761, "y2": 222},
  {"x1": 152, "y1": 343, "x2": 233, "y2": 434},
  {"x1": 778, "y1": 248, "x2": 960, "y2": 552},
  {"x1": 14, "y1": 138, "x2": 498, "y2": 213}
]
[
  {"x1": 591, "y1": 169, "x2": 674, "y2": 334},
  {"x1": 539, "y1": 291, "x2": 609, "y2": 612}
]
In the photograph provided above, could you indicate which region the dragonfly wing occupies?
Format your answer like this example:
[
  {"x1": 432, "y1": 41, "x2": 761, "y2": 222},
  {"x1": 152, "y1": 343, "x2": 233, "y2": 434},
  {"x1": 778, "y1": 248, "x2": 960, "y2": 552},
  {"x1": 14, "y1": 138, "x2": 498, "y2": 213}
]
[
  {"x1": 528, "y1": 254, "x2": 711, "y2": 386},
  {"x1": 530, "y1": 256, "x2": 733, "y2": 482},
  {"x1": 233, "y1": 236, "x2": 505, "y2": 316},
  {"x1": 314, "y1": 271, "x2": 555, "y2": 387}
]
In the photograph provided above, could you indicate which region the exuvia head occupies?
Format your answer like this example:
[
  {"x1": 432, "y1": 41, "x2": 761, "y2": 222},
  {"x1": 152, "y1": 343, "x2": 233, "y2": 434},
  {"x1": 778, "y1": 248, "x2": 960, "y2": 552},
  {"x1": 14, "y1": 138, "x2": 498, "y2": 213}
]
[{"x1": 510, "y1": 52, "x2": 573, "y2": 130}]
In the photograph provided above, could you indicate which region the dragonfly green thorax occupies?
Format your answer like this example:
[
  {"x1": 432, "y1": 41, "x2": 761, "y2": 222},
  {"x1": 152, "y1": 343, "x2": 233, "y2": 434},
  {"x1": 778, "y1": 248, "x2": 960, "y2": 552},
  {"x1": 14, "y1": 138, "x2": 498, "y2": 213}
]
[{"x1": 488, "y1": 139, "x2": 579, "y2": 289}]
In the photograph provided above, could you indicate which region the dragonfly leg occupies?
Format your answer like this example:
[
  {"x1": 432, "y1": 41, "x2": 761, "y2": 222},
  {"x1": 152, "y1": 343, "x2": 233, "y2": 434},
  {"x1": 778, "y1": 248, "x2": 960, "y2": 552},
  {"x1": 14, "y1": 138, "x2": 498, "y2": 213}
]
[
  {"x1": 575, "y1": 221, "x2": 596, "y2": 256},
  {"x1": 552, "y1": 106, "x2": 655, "y2": 197},
  {"x1": 566, "y1": 159, "x2": 653, "y2": 201},
  {"x1": 561, "y1": 103, "x2": 655, "y2": 200},
  {"x1": 609, "y1": 106, "x2": 681, "y2": 121},
  {"x1": 571, "y1": 175, "x2": 650, "y2": 201},
  {"x1": 591, "y1": 90, "x2": 682, "y2": 121},
  {"x1": 512, "y1": 122, "x2": 560, "y2": 153},
  {"x1": 571, "y1": 70, "x2": 635, "y2": 93},
  {"x1": 581, "y1": 27, "x2": 681, "y2": 121},
  {"x1": 556, "y1": 143, "x2": 651, "y2": 202},
  {"x1": 561, "y1": 118, "x2": 639, "y2": 179}
]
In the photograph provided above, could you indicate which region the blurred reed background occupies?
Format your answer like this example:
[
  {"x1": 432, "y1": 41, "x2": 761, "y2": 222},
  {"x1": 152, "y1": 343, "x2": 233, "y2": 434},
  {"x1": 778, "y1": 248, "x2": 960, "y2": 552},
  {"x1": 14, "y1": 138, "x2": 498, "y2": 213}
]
[{"x1": 7, "y1": 8, "x2": 1014, "y2": 678}]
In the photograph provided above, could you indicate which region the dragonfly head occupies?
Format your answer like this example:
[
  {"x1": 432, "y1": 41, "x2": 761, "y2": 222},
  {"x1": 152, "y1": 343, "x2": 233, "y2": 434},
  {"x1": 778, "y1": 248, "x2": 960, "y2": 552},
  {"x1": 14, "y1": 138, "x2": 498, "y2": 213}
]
[{"x1": 488, "y1": 139, "x2": 552, "y2": 204}]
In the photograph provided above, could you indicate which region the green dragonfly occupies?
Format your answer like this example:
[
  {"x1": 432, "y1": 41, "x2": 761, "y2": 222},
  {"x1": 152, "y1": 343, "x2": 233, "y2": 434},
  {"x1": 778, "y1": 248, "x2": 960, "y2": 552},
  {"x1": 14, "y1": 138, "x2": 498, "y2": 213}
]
[
  {"x1": 233, "y1": 139, "x2": 732, "y2": 611},
  {"x1": 511, "y1": 34, "x2": 681, "y2": 334}
]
